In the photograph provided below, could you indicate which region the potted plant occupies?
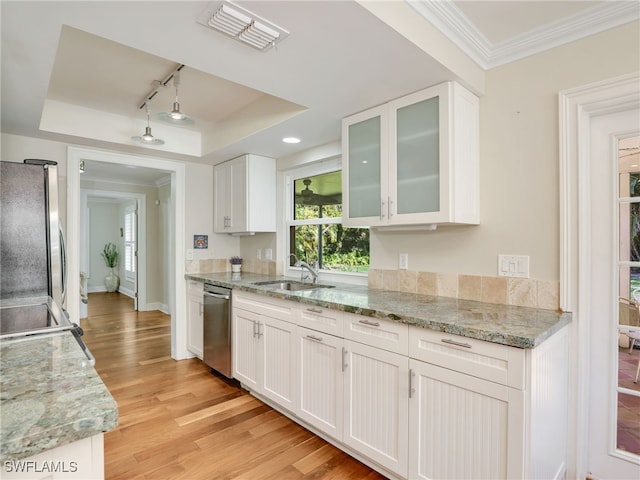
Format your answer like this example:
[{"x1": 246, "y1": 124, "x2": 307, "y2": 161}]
[
  {"x1": 102, "y1": 242, "x2": 119, "y2": 292},
  {"x1": 229, "y1": 256, "x2": 242, "y2": 273}
]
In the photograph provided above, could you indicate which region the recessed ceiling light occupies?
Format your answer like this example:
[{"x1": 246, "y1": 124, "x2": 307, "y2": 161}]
[{"x1": 282, "y1": 137, "x2": 300, "y2": 144}]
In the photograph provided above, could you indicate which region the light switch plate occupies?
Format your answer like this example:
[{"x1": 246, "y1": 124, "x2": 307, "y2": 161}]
[
  {"x1": 399, "y1": 253, "x2": 409, "y2": 270},
  {"x1": 498, "y1": 254, "x2": 529, "y2": 278},
  {"x1": 256, "y1": 249, "x2": 262, "y2": 260},
  {"x1": 186, "y1": 249, "x2": 194, "y2": 260},
  {"x1": 265, "y1": 248, "x2": 273, "y2": 260}
]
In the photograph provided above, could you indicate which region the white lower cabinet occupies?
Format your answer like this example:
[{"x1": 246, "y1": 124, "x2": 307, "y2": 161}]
[
  {"x1": 297, "y1": 326, "x2": 344, "y2": 439},
  {"x1": 343, "y1": 339, "x2": 409, "y2": 478},
  {"x1": 232, "y1": 304, "x2": 297, "y2": 411},
  {"x1": 186, "y1": 280, "x2": 204, "y2": 359},
  {"x1": 2, "y1": 434, "x2": 105, "y2": 480},
  {"x1": 231, "y1": 291, "x2": 569, "y2": 480},
  {"x1": 408, "y1": 359, "x2": 524, "y2": 480}
]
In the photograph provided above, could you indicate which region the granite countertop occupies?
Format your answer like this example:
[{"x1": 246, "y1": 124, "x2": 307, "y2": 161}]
[
  {"x1": 0, "y1": 332, "x2": 118, "y2": 462},
  {"x1": 187, "y1": 272, "x2": 572, "y2": 349}
]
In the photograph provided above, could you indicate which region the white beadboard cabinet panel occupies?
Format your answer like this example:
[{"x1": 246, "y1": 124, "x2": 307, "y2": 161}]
[
  {"x1": 343, "y1": 340, "x2": 409, "y2": 478},
  {"x1": 232, "y1": 308, "x2": 261, "y2": 391},
  {"x1": 297, "y1": 326, "x2": 344, "y2": 439},
  {"x1": 527, "y1": 326, "x2": 569, "y2": 480},
  {"x1": 408, "y1": 359, "x2": 525, "y2": 480},
  {"x1": 261, "y1": 316, "x2": 297, "y2": 410}
]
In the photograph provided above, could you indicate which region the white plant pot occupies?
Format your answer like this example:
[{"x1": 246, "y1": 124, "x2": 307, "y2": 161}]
[
  {"x1": 231, "y1": 264, "x2": 241, "y2": 273},
  {"x1": 105, "y1": 268, "x2": 120, "y2": 292}
]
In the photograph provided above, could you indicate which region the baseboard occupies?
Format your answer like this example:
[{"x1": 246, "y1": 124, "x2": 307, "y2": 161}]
[
  {"x1": 87, "y1": 286, "x2": 107, "y2": 293},
  {"x1": 145, "y1": 302, "x2": 170, "y2": 314}
]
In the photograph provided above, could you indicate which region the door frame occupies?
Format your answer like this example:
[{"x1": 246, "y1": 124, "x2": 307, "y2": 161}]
[
  {"x1": 559, "y1": 72, "x2": 640, "y2": 478},
  {"x1": 66, "y1": 146, "x2": 189, "y2": 360}
]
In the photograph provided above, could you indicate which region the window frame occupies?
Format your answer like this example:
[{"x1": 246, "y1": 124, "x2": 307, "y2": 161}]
[
  {"x1": 283, "y1": 158, "x2": 368, "y2": 284},
  {"x1": 123, "y1": 203, "x2": 136, "y2": 282}
]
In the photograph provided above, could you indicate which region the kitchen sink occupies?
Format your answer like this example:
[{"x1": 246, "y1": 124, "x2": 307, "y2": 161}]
[{"x1": 252, "y1": 280, "x2": 335, "y2": 291}]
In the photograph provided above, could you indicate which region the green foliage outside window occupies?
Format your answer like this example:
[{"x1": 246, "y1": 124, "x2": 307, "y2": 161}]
[{"x1": 292, "y1": 173, "x2": 369, "y2": 273}]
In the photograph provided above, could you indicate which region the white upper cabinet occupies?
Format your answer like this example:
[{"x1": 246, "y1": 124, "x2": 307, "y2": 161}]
[
  {"x1": 214, "y1": 154, "x2": 276, "y2": 234},
  {"x1": 342, "y1": 81, "x2": 479, "y2": 228}
]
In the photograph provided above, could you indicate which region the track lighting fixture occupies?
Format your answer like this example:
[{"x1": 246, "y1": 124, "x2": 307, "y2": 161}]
[
  {"x1": 157, "y1": 71, "x2": 194, "y2": 125},
  {"x1": 131, "y1": 105, "x2": 164, "y2": 146}
]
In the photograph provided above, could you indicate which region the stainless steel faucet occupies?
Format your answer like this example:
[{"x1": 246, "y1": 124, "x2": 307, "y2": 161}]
[
  {"x1": 297, "y1": 260, "x2": 319, "y2": 284},
  {"x1": 289, "y1": 253, "x2": 319, "y2": 284}
]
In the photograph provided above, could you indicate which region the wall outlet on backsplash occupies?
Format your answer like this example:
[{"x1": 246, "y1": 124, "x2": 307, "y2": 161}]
[
  {"x1": 256, "y1": 249, "x2": 262, "y2": 259},
  {"x1": 265, "y1": 249, "x2": 273, "y2": 260},
  {"x1": 399, "y1": 253, "x2": 408, "y2": 270}
]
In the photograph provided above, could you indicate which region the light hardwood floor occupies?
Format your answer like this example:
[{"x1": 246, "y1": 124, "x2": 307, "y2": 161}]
[{"x1": 82, "y1": 292, "x2": 386, "y2": 480}]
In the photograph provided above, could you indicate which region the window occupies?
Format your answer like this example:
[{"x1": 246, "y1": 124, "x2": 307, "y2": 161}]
[
  {"x1": 124, "y1": 204, "x2": 136, "y2": 282},
  {"x1": 288, "y1": 169, "x2": 369, "y2": 273}
]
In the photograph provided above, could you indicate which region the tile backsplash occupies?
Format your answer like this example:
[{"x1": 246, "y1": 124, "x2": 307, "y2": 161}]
[
  {"x1": 185, "y1": 258, "x2": 281, "y2": 276},
  {"x1": 368, "y1": 268, "x2": 560, "y2": 310}
]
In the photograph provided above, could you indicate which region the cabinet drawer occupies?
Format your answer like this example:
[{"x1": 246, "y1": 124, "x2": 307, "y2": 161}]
[
  {"x1": 187, "y1": 279, "x2": 204, "y2": 295},
  {"x1": 233, "y1": 291, "x2": 296, "y2": 323},
  {"x1": 298, "y1": 305, "x2": 343, "y2": 336},
  {"x1": 409, "y1": 326, "x2": 525, "y2": 389},
  {"x1": 343, "y1": 313, "x2": 408, "y2": 355}
]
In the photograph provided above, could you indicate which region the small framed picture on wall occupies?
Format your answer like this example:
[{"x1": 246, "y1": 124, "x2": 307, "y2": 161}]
[{"x1": 194, "y1": 235, "x2": 208, "y2": 249}]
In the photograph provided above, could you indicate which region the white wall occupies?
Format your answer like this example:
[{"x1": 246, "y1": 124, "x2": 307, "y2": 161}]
[
  {"x1": 87, "y1": 200, "x2": 120, "y2": 290},
  {"x1": 185, "y1": 162, "x2": 238, "y2": 263}
]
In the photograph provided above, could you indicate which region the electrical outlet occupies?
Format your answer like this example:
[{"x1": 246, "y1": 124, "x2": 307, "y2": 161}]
[
  {"x1": 498, "y1": 254, "x2": 529, "y2": 278},
  {"x1": 256, "y1": 249, "x2": 262, "y2": 260},
  {"x1": 399, "y1": 253, "x2": 409, "y2": 270},
  {"x1": 186, "y1": 249, "x2": 194, "y2": 260},
  {"x1": 265, "y1": 248, "x2": 273, "y2": 260}
]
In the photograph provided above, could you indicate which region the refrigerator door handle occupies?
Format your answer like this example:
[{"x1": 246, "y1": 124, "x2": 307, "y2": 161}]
[{"x1": 60, "y1": 224, "x2": 67, "y2": 305}]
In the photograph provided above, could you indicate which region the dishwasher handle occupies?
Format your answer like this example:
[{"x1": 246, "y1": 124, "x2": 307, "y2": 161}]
[{"x1": 203, "y1": 291, "x2": 230, "y2": 300}]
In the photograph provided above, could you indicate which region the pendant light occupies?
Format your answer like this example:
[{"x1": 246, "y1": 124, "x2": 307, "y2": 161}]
[
  {"x1": 157, "y1": 71, "x2": 194, "y2": 125},
  {"x1": 131, "y1": 105, "x2": 164, "y2": 145}
]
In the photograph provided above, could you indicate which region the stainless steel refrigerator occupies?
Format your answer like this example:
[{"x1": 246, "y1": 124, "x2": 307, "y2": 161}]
[
  {"x1": 0, "y1": 160, "x2": 65, "y2": 304},
  {"x1": 0, "y1": 160, "x2": 92, "y2": 363}
]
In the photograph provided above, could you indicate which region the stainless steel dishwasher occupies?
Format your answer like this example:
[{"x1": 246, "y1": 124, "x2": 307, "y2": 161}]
[{"x1": 203, "y1": 283, "x2": 232, "y2": 378}]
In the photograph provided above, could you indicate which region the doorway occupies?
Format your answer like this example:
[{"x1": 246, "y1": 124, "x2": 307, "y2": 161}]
[
  {"x1": 66, "y1": 147, "x2": 189, "y2": 360},
  {"x1": 80, "y1": 190, "x2": 146, "y2": 312}
]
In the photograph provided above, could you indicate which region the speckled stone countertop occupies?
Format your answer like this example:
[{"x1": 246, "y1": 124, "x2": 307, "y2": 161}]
[
  {"x1": 187, "y1": 272, "x2": 571, "y2": 349},
  {"x1": 0, "y1": 332, "x2": 118, "y2": 462}
]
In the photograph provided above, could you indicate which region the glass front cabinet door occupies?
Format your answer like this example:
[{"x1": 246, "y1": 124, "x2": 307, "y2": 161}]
[{"x1": 342, "y1": 81, "x2": 479, "y2": 228}]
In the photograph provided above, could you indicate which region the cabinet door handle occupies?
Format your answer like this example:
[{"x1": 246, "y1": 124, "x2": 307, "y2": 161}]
[
  {"x1": 358, "y1": 319, "x2": 380, "y2": 327},
  {"x1": 252, "y1": 320, "x2": 257, "y2": 338},
  {"x1": 199, "y1": 302, "x2": 203, "y2": 316},
  {"x1": 380, "y1": 199, "x2": 385, "y2": 220},
  {"x1": 306, "y1": 334, "x2": 323, "y2": 342},
  {"x1": 409, "y1": 369, "x2": 416, "y2": 398},
  {"x1": 342, "y1": 347, "x2": 348, "y2": 372},
  {"x1": 388, "y1": 196, "x2": 393, "y2": 218},
  {"x1": 441, "y1": 338, "x2": 472, "y2": 349},
  {"x1": 306, "y1": 307, "x2": 323, "y2": 314},
  {"x1": 257, "y1": 322, "x2": 263, "y2": 338}
]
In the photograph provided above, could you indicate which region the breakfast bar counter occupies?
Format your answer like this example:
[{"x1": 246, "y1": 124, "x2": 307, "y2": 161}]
[{"x1": 0, "y1": 331, "x2": 118, "y2": 464}]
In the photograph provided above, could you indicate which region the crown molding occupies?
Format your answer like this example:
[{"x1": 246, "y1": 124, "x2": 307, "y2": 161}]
[{"x1": 408, "y1": 0, "x2": 640, "y2": 70}]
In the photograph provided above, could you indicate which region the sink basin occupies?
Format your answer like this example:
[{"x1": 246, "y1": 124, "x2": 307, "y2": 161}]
[{"x1": 253, "y1": 280, "x2": 335, "y2": 292}]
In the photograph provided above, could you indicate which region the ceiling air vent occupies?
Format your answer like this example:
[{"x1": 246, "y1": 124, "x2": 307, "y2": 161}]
[{"x1": 197, "y1": 1, "x2": 289, "y2": 52}]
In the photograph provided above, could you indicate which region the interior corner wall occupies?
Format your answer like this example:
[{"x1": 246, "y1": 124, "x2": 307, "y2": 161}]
[
  {"x1": 185, "y1": 162, "x2": 239, "y2": 262},
  {"x1": 371, "y1": 21, "x2": 640, "y2": 281}
]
